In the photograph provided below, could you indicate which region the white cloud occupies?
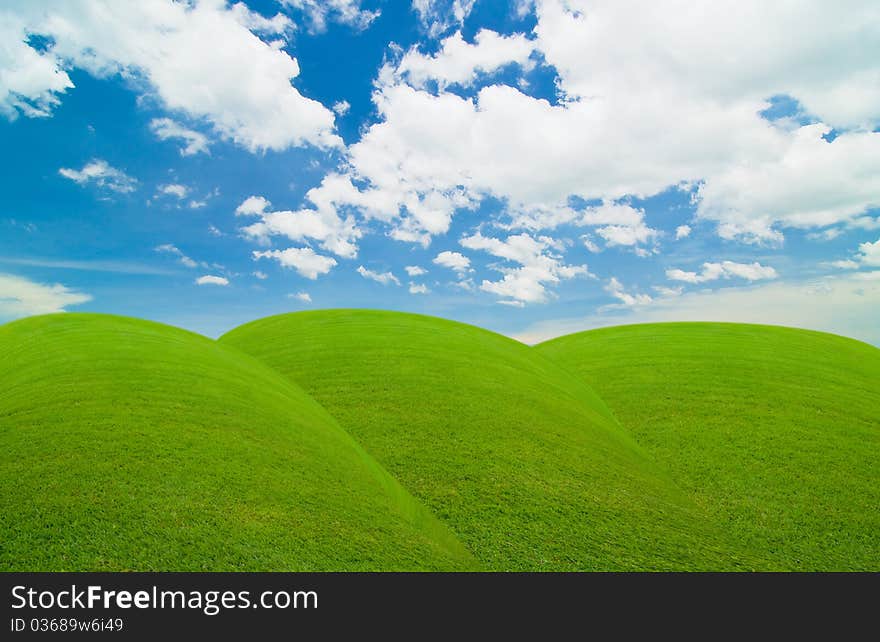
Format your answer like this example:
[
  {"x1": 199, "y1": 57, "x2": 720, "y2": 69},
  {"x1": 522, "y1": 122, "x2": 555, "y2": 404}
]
[
  {"x1": 605, "y1": 277, "x2": 652, "y2": 306},
  {"x1": 332, "y1": 100, "x2": 350, "y2": 116},
  {"x1": 829, "y1": 234, "x2": 880, "y2": 271},
  {"x1": 0, "y1": 12, "x2": 73, "y2": 119},
  {"x1": 408, "y1": 282, "x2": 429, "y2": 294},
  {"x1": 808, "y1": 228, "x2": 844, "y2": 242},
  {"x1": 511, "y1": 201, "x2": 660, "y2": 253},
  {"x1": 858, "y1": 237, "x2": 880, "y2": 266},
  {"x1": 652, "y1": 285, "x2": 683, "y2": 297},
  {"x1": 695, "y1": 125, "x2": 880, "y2": 243},
  {"x1": 852, "y1": 216, "x2": 880, "y2": 231},
  {"x1": 675, "y1": 225, "x2": 692, "y2": 239},
  {"x1": 289, "y1": 0, "x2": 880, "y2": 252},
  {"x1": 208, "y1": 224, "x2": 223, "y2": 236},
  {"x1": 228, "y1": 2, "x2": 293, "y2": 34},
  {"x1": 581, "y1": 235, "x2": 601, "y2": 253},
  {"x1": 281, "y1": 0, "x2": 379, "y2": 33},
  {"x1": 236, "y1": 195, "x2": 272, "y2": 217},
  {"x1": 59, "y1": 159, "x2": 137, "y2": 193},
  {"x1": 238, "y1": 177, "x2": 362, "y2": 258},
  {"x1": 666, "y1": 261, "x2": 778, "y2": 284},
  {"x1": 0, "y1": 256, "x2": 178, "y2": 276},
  {"x1": 395, "y1": 29, "x2": 534, "y2": 90},
  {"x1": 405, "y1": 265, "x2": 427, "y2": 276},
  {"x1": 514, "y1": 273, "x2": 880, "y2": 348},
  {"x1": 195, "y1": 274, "x2": 229, "y2": 286},
  {"x1": 287, "y1": 291, "x2": 312, "y2": 303},
  {"x1": 149, "y1": 117, "x2": 210, "y2": 156},
  {"x1": 157, "y1": 183, "x2": 188, "y2": 199},
  {"x1": 0, "y1": 272, "x2": 91, "y2": 318},
  {"x1": 534, "y1": 0, "x2": 880, "y2": 131},
  {"x1": 3, "y1": 1, "x2": 340, "y2": 152},
  {"x1": 595, "y1": 223, "x2": 657, "y2": 248},
  {"x1": 412, "y1": 0, "x2": 476, "y2": 37},
  {"x1": 460, "y1": 232, "x2": 589, "y2": 305},
  {"x1": 253, "y1": 247, "x2": 337, "y2": 280},
  {"x1": 155, "y1": 243, "x2": 199, "y2": 268},
  {"x1": 432, "y1": 250, "x2": 470, "y2": 273},
  {"x1": 253, "y1": 270, "x2": 268, "y2": 280},
  {"x1": 357, "y1": 265, "x2": 401, "y2": 286}
]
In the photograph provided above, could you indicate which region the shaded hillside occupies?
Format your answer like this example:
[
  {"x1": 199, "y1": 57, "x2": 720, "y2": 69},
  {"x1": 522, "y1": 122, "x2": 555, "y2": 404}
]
[{"x1": 222, "y1": 310, "x2": 743, "y2": 570}]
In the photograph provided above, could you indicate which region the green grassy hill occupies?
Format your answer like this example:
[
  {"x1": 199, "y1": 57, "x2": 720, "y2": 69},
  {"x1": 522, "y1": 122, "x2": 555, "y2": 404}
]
[
  {"x1": 537, "y1": 322, "x2": 880, "y2": 571},
  {"x1": 0, "y1": 314, "x2": 475, "y2": 571},
  {"x1": 221, "y1": 310, "x2": 744, "y2": 570}
]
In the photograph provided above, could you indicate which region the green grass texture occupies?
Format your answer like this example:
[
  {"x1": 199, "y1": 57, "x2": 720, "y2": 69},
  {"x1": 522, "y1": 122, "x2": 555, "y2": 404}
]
[
  {"x1": 222, "y1": 310, "x2": 742, "y2": 570},
  {"x1": 537, "y1": 322, "x2": 880, "y2": 571},
  {"x1": 3, "y1": 312, "x2": 875, "y2": 571},
  {"x1": 0, "y1": 314, "x2": 475, "y2": 571}
]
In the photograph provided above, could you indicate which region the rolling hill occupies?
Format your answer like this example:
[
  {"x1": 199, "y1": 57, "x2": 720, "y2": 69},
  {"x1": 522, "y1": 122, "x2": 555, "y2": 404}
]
[
  {"x1": 0, "y1": 313, "x2": 475, "y2": 571},
  {"x1": 536, "y1": 322, "x2": 880, "y2": 571},
  {"x1": 221, "y1": 310, "x2": 745, "y2": 570},
  {"x1": 3, "y1": 312, "x2": 873, "y2": 571}
]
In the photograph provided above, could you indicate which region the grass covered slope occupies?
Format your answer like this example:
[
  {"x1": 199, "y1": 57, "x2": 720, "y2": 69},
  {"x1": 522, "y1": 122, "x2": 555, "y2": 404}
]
[
  {"x1": 0, "y1": 314, "x2": 475, "y2": 571},
  {"x1": 222, "y1": 310, "x2": 742, "y2": 570},
  {"x1": 537, "y1": 323, "x2": 880, "y2": 571}
]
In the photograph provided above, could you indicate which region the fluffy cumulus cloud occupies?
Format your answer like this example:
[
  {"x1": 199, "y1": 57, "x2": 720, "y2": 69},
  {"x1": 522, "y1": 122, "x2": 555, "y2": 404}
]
[
  {"x1": 666, "y1": 261, "x2": 779, "y2": 284},
  {"x1": 59, "y1": 159, "x2": 137, "y2": 193},
  {"x1": 0, "y1": 273, "x2": 91, "y2": 318},
  {"x1": 236, "y1": 179, "x2": 361, "y2": 258},
  {"x1": 0, "y1": 12, "x2": 73, "y2": 119},
  {"x1": 235, "y1": 195, "x2": 272, "y2": 217},
  {"x1": 357, "y1": 265, "x2": 401, "y2": 286},
  {"x1": 195, "y1": 274, "x2": 229, "y2": 286},
  {"x1": 157, "y1": 183, "x2": 189, "y2": 199},
  {"x1": 395, "y1": 29, "x2": 534, "y2": 89},
  {"x1": 858, "y1": 238, "x2": 880, "y2": 266},
  {"x1": 2, "y1": 0, "x2": 340, "y2": 152},
  {"x1": 405, "y1": 265, "x2": 427, "y2": 276},
  {"x1": 460, "y1": 232, "x2": 590, "y2": 305},
  {"x1": 578, "y1": 202, "x2": 659, "y2": 251},
  {"x1": 696, "y1": 125, "x2": 880, "y2": 243},
  {"x1": 253, "y1": 247, "x2": 337, "y2": 280},
  {"x1": 409, "y1": 282, "x2": 429, "y2": 294},
  {"x1": 288, "y1": 291, "x2": 312, "y2": 302},
  {"x1": 433, "y1": 251, "x2": 470, "y2": 273},
  {"x1": 149, "y1": 118, "x2": 210, "y2": 156},
  {"x1": 278, "y1": 0, "x2": 880, "y2": 264},
  {"x1": 832, "y1": 236, "x2": 880, "y2": 269}
]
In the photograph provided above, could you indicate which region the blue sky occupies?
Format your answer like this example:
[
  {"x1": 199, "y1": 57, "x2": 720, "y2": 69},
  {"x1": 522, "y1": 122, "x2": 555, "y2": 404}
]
[{"x1": 1, "y1": 0, "x2": 879, "y2": 342}]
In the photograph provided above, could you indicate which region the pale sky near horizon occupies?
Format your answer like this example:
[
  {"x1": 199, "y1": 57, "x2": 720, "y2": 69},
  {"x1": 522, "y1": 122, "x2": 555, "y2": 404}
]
[{"x1": 2, "y1": 0, "x2": 878, "y2": 344}]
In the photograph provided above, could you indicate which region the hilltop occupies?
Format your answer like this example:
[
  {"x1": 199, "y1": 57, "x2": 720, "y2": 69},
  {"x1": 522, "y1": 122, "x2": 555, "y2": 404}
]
[
  {"x1": 537, "y1": 322, "x2": 880, "y2": 570},
  {"x1": 222, "y1": 310, "x2": 743, "y2": 570},
  {"x1": 0, "y1": 314, "x2": 474, "y2": 571}
]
